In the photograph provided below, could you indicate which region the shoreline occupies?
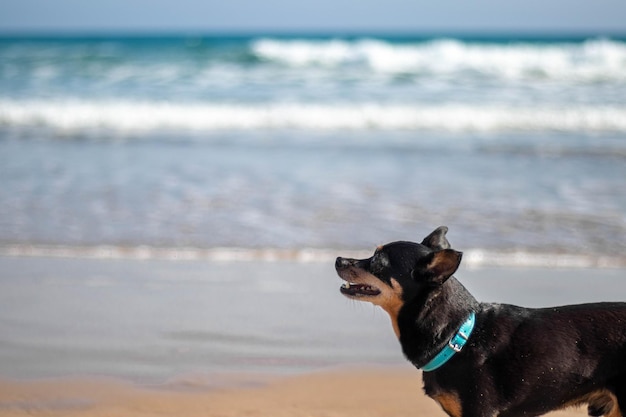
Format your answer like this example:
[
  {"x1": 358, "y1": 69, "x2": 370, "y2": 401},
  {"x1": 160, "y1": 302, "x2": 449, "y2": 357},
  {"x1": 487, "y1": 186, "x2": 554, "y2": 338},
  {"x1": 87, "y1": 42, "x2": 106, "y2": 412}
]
[
  {"x1": 1, "y1": 256, "x2": 625, "y2": 381},
  {"x1": 0, "y1": 367, "x2": 588, "y2": 417},
  {"x1": 2, "y1": 244, "x2": 625, "y2": 268},
  {"x1": 0, "y1": 256, "x2": 623, "y2": 416}
]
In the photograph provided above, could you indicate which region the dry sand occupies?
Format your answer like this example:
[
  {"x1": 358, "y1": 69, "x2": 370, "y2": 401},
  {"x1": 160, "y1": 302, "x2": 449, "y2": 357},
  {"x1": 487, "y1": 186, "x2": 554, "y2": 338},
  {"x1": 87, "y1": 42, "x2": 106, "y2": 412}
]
[{"x1": 0, "y1": 368, "x2": 587, "y2": 417}]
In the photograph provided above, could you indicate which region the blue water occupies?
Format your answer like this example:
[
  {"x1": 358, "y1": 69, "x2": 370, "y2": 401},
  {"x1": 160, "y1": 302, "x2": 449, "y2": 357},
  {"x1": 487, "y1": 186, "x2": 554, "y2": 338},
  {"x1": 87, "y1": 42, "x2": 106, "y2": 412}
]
[{"x1": 1, "y1": 34, "x2": 625, "y2": 261}]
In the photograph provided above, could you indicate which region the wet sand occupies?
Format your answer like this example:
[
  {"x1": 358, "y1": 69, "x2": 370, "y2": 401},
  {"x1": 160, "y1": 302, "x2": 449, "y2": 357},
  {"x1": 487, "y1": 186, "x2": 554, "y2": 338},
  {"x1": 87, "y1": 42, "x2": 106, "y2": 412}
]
[
  {"x1": 0, "y1": 256, "x2": 623, "y2": 416},
  {"x1": 0, "y1": 368, "x2": 587, "y2": 417},
  {"x1": 2, "y1": 256, "x2": 625, "y2": 380}
]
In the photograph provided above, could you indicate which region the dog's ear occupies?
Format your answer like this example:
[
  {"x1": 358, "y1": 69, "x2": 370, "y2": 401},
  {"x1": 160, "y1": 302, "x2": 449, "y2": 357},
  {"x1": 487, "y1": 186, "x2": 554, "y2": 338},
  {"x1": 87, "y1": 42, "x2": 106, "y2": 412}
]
[
  {"x1": 413, "y1": 249, "x2": 462, "y2": 285},
  {"x1": 421, "y1": 226, "x2": 451, "y2": 250}
]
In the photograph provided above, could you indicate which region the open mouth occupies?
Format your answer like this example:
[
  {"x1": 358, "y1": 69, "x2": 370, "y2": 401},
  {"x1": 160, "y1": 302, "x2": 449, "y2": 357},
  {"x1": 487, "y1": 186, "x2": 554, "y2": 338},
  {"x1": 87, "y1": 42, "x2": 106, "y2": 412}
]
[{"x1": 340, "y1": 281, "x2": 381, "y2": 297}]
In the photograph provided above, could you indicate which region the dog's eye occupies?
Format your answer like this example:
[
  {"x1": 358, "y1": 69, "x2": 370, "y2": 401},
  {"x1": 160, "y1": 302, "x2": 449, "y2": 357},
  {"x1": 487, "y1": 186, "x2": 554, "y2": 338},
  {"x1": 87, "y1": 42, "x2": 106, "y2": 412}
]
[{"x1": 371, "y1": 252, "x2": 389, "y2": 273}]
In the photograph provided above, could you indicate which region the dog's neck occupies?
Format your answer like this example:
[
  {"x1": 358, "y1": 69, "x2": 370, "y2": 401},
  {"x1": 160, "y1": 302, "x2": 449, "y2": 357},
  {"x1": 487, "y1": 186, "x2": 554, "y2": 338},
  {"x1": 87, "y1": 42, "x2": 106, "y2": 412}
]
[{"x1": 397, "y1": 277, "x2": 479, "y2": 369}]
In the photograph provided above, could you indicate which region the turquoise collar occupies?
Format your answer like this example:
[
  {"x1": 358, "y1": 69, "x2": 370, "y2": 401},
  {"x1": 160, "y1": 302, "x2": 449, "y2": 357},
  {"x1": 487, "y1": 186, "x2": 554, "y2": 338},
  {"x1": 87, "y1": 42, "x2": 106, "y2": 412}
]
[{"x1": 421, "y1": 311, "x2": 476, "y2": 372}]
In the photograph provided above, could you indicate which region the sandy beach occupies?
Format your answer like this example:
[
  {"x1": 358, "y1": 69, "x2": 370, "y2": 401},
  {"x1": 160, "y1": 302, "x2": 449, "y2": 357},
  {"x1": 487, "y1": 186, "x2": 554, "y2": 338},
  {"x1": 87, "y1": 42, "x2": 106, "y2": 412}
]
[
  {"x1": 1, "y1": 255, "x2": 624, "y2": 416},
  {"x1": 0, "y1": 368, "x2": 589, "y2": 417}
]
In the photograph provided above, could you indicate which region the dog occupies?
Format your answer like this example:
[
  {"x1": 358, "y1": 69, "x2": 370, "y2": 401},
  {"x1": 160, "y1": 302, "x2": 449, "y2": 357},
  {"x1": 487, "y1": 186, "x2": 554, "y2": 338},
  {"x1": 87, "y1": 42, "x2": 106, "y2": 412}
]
[{"x1": 335, "y1": 226, "x2": 626, "y2": 417}]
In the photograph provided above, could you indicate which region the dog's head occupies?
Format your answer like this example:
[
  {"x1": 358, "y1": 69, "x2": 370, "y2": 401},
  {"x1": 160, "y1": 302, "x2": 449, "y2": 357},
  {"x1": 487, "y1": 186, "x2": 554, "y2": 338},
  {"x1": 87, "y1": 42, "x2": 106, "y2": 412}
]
[{"x1": 335, "y1": 226, "x2": 462, "y2": 334}]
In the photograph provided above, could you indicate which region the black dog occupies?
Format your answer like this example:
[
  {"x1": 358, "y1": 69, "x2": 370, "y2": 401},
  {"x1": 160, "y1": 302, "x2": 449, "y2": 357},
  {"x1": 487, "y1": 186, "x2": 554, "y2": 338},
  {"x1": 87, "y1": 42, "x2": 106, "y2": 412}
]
[{"x1": 335, "y1": 226, "x2": 626, "y2": 417}]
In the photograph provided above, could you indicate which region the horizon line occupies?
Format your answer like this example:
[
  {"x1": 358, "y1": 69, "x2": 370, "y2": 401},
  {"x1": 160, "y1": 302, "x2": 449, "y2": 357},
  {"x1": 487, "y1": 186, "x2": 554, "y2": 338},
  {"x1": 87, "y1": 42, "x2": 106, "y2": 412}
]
[{"x1": 1, "y1": 27, "x2": 626, "y2": 40}]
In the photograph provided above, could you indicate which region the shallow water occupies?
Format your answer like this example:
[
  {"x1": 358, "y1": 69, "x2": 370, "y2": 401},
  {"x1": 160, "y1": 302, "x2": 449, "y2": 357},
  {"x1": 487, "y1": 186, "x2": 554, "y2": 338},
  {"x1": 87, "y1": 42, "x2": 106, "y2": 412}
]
[
  {"x1": 1, "y1": 34, "x2": 625, "y2": 260},
  {"x1": 0, "y1": 256, "x2": 624, "y2": 381}
]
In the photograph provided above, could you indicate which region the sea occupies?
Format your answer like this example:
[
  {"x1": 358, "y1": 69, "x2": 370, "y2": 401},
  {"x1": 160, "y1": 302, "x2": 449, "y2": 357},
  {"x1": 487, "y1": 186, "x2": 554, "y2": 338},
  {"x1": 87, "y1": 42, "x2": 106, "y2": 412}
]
[
  {"x1": 1, "y1": 33, "x2": 626, "y2": 267},
  {"x1": 1, "y1": 33, "x2": 626, "y2": 382}
]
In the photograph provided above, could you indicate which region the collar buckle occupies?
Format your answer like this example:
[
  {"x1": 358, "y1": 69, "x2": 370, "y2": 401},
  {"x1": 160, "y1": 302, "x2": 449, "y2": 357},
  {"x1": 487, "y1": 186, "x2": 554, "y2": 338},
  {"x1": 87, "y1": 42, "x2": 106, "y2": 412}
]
[
  {"x1": 448, "y1": 330, "x2": 469, "y2": 352},
  {"x1": 421, "y1": 311, "x2": 476, "y2": 372}
]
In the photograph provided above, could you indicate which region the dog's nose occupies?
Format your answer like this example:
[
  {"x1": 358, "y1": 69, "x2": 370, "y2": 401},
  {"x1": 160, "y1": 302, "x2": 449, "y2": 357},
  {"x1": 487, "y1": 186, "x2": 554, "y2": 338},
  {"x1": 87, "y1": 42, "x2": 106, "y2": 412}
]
[{"x1": 335, "y1": 257, "x2": 350, "y2": 269}]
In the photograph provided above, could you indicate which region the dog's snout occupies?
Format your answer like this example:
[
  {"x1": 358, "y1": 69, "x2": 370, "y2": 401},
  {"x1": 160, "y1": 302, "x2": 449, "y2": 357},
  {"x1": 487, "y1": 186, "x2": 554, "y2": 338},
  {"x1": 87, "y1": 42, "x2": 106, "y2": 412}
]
[{"x1": 335, "y1": 257, "x2": 351, "y2": 269}]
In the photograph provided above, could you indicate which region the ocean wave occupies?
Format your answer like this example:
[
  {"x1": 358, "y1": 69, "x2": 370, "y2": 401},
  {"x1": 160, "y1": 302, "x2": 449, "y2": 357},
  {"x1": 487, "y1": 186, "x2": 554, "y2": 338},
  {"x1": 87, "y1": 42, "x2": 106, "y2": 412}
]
[
  {"x1": 4, "y1": 37, "x2": 625, "y2": 84},
  {"x1": 1, "y1": 244, "x2": 624, "y2": 268},
  {"x1": 2, "y1": 99, "x2": 626, "y2": 133},
  {"x1": 251, "y1": 38, "x2": 626, "y2": 82}
]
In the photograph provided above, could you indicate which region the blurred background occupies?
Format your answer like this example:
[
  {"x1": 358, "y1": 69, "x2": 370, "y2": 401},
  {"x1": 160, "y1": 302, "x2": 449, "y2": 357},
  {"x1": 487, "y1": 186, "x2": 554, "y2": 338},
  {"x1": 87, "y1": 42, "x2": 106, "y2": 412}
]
[
  {"x1": 1, "y1": 0, "x2": 626, "y2": 383},
  {"x1": 1, "y1": 1, "x2": 626, "y2": 261}
]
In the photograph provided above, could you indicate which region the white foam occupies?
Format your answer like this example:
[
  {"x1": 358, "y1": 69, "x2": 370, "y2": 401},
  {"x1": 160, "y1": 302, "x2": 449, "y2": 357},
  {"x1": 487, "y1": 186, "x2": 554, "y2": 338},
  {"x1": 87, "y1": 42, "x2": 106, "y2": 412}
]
[
  {"x1": 1, "y1": 244, "x2": 624, "y2": 269},
  {"x1": 0, "y1": 244, "x2": 366, "y2": 263},
  {"x1": 252, "y1": 38, "x2": 626, "y2": 81},
  {"x1": 2, "y1": 99, "x2": 626, "y2": 133},
  {"x1": 462, "y1": 249, "x2": 626, "y2": 269}
]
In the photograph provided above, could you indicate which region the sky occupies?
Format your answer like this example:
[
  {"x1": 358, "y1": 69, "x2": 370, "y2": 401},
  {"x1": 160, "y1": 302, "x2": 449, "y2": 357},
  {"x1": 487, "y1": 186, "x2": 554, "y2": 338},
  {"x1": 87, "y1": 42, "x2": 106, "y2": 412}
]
[{"x1": 1, "y1": 0, "x2": 626, "y2": 34}]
